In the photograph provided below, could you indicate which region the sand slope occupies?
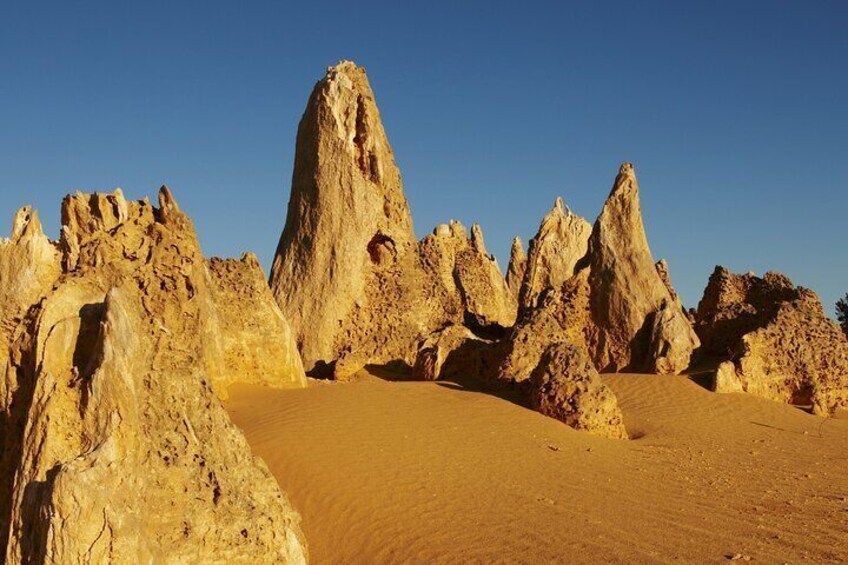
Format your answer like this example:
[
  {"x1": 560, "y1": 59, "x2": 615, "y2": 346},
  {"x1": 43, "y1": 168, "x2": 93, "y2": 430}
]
[{"x1": 227, "y1": 374, "x2": 848, "y2": 564}]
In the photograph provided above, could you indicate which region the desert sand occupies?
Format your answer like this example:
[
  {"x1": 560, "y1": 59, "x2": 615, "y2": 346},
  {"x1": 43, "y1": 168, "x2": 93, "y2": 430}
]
[{"x1": 228, "y1": 372, "x2": 848, "y2": 564}]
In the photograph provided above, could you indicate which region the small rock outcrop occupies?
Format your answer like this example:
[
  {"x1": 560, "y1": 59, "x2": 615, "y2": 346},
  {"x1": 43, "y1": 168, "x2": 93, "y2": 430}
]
[
  {"x1": 498, "y1": 269, "x2": 592, "y2": 383},
  {"x1": 517, "y1": 197, "x2": 591, "y2": 311},
  {"x1": 528, "y1": 343, "x2": 628, "y2": 439},
  {"x1": 582, "y1": 163, "x2": 698, "y2": 373},
  {"x1": 505, "y1": 237, "x2": 527, "y2": 301},
  {"x1": 0, "y1": 188, "x2": 307, "y2": 563},
  {"x1": 412, "y1": 324, "x2": 480, "y2": 382},
  {"x1": 694, "y1": 267, "x2": 848, "y2": 415}
]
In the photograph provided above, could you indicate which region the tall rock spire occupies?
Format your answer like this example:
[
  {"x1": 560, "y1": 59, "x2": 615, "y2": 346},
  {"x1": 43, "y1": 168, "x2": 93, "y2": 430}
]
[
  {"x1": 505, "y1": 236, "x2": 527, "y2": 301},
  {"x1": 584, "y1": 163, "x2": 698, "y2": 372},
  {"x1": 270, "y1": 61, "x2": 416, "y2": 371}
]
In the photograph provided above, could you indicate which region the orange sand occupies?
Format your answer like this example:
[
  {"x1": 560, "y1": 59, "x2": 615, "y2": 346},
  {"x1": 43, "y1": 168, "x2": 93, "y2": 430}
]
[{"x1": 226, "y1": 374, "x2": 848, "y2": 564}]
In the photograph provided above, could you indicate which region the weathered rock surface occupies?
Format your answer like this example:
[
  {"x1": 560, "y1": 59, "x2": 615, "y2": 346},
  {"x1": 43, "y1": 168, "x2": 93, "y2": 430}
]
[
  {"x1": 517, "y1": 197, "x2": 591, "y2": 311},
  {"x1": 499, "y1": 164, "x2": 696, "y2": 379},
  {"x1": 528, "y1": 343, "x2": 628, "y2": 439},
  {"x1": 270, "y1": 62, "x2": 515, "y2": 374},
  {"x1": 412, "y1": 324, "x2": 479, "y2": 381},
  {"x1": 498, "y1": 269, "x2": 592, "y2": 384},
  {"x1": 582, "y1": 163, "x2": 698, "y2": 373},
  {"x1": 694, "y1": 267, "x2": 848, "y2": 415},
  {"x1": 208, "y1": 253, "x2": 307, "y2": 395},
  {"x1": 441, "y1": 222, "x2": 516, "y2": 329},
  {"x1": 505, "y1": 237, "x2": 526, "y2": 301},
  {"x1": 0, "y1": 188, "x2": 307, "y2": 563},
  {"x1": 270, "y1": 61, "x2": 416, "y2": 372}
]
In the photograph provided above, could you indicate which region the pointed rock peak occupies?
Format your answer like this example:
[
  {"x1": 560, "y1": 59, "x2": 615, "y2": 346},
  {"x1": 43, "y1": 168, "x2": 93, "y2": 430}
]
[
  {"x1": 541, "y1": 196, "x2": 575, "y2": 228},
  {"x1": 554, "y1": 196, "x2": 565, "y2": 213},
  {"x1": 609, "y1": 162, "x2": 638, "y2": 198},
  {"x1": 549, "y1": 196, "x2": 568, "y2": 218},
  {"x1": 325, "y1": 60, "x2": 367, "y2": 82},
  {"x1": 471, "y1": 223, "x2": 487, "y2": 255},
  {"x1": 157, "y1": 184, "x2": 181, "y2": 217},
  {"x1": 10, "y1": 206, "x2": 42, "y2": 240},
  {"x1": 449, "y1": 219, "x2": 467, "y2": 239},
  {"x1": 510, "y1": 236, "x2": 526, "y2": 261},
  {"x1": 240, "y1": 251, "x2": 261, "y2": 268}
]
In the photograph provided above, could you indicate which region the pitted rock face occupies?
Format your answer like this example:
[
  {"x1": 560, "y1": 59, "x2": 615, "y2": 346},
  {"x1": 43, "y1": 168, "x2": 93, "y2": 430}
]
[
  {"x1": 528, "y1": 343, "x2": 628, "y2": 440},
  {"x1": 0, "y1": 188, "x2": 307, "y2": 564},
  {"x1": 518, "y1": 197, "x2": 591, "y2": 312},
  {"x1": 694, "y1": 266, "x2": 848, "y2": 415}
]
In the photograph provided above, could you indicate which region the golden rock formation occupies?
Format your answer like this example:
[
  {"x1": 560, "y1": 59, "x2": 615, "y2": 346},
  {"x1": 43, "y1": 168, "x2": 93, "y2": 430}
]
[
  {"x1": 0, "y1": 188, "x2": 307, "y2": 563},
  {"x1": 270, "y1": 62, "x2": 515, "y2": 376},
  {"x1": 695, "y1": 267, "x2": 848, "y2": 415}
]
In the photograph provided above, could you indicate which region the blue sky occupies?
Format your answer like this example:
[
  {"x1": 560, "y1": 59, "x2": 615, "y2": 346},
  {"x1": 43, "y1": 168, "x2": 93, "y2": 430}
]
[{"x1": 2, "y1": 1, "x2": 846, "y2": 312}]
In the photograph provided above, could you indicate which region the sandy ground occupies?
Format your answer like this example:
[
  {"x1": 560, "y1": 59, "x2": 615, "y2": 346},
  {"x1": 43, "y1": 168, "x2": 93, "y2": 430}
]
[{"x1": 226, "y1": 373, "x2": 848, "y2": 564}]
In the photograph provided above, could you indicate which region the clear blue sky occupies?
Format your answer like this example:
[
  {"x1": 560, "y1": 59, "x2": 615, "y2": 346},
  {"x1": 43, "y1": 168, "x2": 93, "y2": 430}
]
[{"x1": 2, "y1": 1, "x2": 846, "y2": 313}]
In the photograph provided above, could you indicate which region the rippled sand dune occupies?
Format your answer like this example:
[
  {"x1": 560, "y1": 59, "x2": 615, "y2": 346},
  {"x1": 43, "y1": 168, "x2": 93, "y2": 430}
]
[{"x1": 228, "y1": 373, "x2": 848, "y2": 564}]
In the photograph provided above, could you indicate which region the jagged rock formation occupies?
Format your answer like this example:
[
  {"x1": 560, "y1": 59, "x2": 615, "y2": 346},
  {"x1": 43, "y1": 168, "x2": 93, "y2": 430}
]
[
  {"x1": 694, "y1": 267, "x2": 848, "y2": 415},
  {"x1": 655, "y1": 259, "x2": 679, "y2": 305},
  {"x1": 517, "y1": 198, "x2": 591, "y2": 311},
  {"x1": 505, "y1": 237, "x2": 526, "y2": 301},
  {"x1": 430, "y1": 221, "x2": 516, "y2": 330},
  {"x1": 270, "y1": 61, "x2": 515, "y2": 375},
  {"x1": 581, "y1": 163, "x2": 698, "y2": 373},
  {"x1": 499, "y1": 164, "x2": 697, "y2": 378},
  {"x1": 208, "y1": 254, "x2": 307, "y2": 395},
  {"x1": 528, "y1": 343, "x2": 628, "y2": 439},
  {"x1": 0, "y1": 189, "x2": 307, "y2": 563},
  {"x1": 498, "y1": 270, "x2": 592, "y2": 383}
]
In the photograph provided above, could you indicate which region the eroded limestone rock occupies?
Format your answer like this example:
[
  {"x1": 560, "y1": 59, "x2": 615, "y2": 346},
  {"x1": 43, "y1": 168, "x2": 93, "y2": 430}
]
[
  {"x1": 695, "y1": 267, "x2": 848, "y2": 415},
  {"x1": 505, "y1": 237, "x2": 527, "y2": 302},
  {"x1": 208, "y1": 253, "x2": 307, "y2": 395},
  {"x1": 499, "y1": 164, "x2": 696, "y2": 379},
  {"x1": 0, "y1": 188, "x2": 307, "y2": 563},
  {"x1": 270, "y1": 61, "x2": 416, "y2": 372},
  {"x1": 271, "y1": 62, "x2": 515, "y2": 374},
  {"x1": 518, "y1": 197, "x2": 591, "y2": 312},
  {"x1": 528, "y1": 343, "x2": 627, "y2": 439},
  {"x1": 582, "y1": 163, "x2": 698, "y2": 373}
]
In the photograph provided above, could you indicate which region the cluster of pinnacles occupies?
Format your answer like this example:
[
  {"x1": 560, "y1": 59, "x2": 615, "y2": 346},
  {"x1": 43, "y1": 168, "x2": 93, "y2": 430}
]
[{"x1": 0, "y1": 60, "x2": 845, "y2": 563}]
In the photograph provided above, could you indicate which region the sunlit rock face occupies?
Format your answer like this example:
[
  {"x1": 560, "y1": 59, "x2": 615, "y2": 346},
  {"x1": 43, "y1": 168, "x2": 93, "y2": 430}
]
[
  {"x1": 270, "y1": 61, "x2": 514, "y2": 376},
  {"x1": 518, "y1": 197, "x2": 591, "y2": 313},
  {"x1": 0, "y1": 188, "x2": 307, "y2": 564},
  {"x1": 695, "y1": 266, "x2": 848, "y2": 416},
  {"x1": 581, "y1": 163, "x2": 698, "y2": 374},
  {"x1": 501, "y1": 164, "x2": 697, "y2": 379}
]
